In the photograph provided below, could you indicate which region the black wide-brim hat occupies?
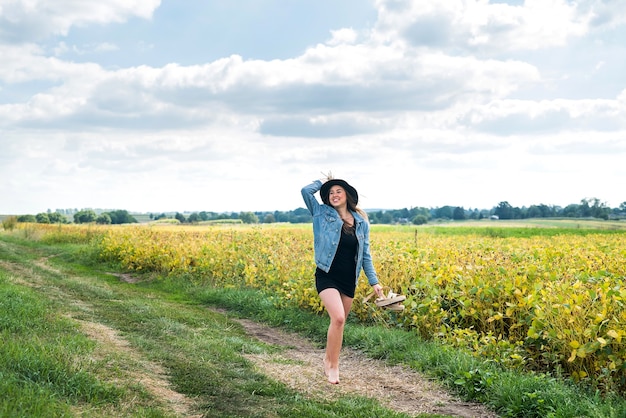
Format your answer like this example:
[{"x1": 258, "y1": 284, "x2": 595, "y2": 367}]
[{"x1": 320, "y1": 179, "x2": 358, "y2": 205}]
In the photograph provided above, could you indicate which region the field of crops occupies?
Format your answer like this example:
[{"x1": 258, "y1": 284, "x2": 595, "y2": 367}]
[{"x1": 21, "y1": 222, "x2": 626, "y2": 393}]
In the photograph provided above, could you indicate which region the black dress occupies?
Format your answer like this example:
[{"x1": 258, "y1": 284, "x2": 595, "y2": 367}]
[{"x1": 315, "y1": 224, "x2": 358, "y2": 298}]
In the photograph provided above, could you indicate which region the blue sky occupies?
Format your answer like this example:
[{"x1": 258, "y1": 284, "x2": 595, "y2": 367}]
[
  {"x1": 55, "y1": 1, "x2": 378, "y2": 65},
  {"x1": 1, "y1": 0, "x2": 625, "y2": 215}
]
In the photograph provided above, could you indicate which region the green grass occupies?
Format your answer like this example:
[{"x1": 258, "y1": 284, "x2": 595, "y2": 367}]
[
  {"x1": 0, "y1": 271, "x2": 124, "y2": 417},
  {"x1": 371, "y1": 220, "x2": 626, "y2": 238},
  {"x1": 0, "y1": 235, "x2": 436, "y2": 418},
  {"x1": 4, "y1": 229, "x2": 626, "y2": 417},
  {"x1": 181, "y1": 283, "x2": 626, "y2": 418}
]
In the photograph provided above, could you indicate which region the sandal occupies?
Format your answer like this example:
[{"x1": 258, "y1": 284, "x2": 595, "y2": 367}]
[
  {"x1": 386, "y1": 302, "x2": 405, "y2": 312},
  {"x1": 363, "y1": 288, "x2": 406, "y2": 311},
  {"x1": 374, "y1": 290, "x2": 406, "y2": 308}
]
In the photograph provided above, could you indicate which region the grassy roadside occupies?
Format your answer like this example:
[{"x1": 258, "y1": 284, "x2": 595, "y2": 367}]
[
  {"x1": 183, "y1": 286, "x2": 626, "y2": 418},
  {"x1": 4, "y1": 231, "x2": 626, "y2": 417},
  {"x1": 0, "y1": 235, "x2": 446, "y2": 418}
]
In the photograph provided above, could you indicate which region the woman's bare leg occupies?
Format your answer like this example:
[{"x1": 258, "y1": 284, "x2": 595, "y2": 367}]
[{"x1": 319, "y1": 288, "x2": 354, "y2": 384}]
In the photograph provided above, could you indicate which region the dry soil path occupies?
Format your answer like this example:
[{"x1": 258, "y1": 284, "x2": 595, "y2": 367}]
[
  {"x1": 231, "y1": 314, "x2": 499, "y2": 418},
  {"x1": 2, "y1": 250, "x2": 498, "y2": 417}
]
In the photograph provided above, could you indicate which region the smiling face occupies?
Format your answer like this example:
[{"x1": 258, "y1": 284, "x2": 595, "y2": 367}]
[{"x1": 328, "y1": 185, "x2": 347, "y2": 208}]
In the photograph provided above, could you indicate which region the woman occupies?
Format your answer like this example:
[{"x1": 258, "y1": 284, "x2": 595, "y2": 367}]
[{"x1": 301, "y1": 175, "x2": 384, "y2": 384}]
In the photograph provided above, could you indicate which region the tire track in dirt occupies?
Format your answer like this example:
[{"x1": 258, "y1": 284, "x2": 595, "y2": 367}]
[
  {"x1": 1, "y1": 252, "x2": 497, "y2": 417},
  {"x1": 229, "y1": 315, "x2": 499, "y2": 418},
  {"x1": 0, "y1": 258, "x2": 200, "y2": 417},
  {"x1": 74, "y1": 318, "x2": 201, "y2": 417}
]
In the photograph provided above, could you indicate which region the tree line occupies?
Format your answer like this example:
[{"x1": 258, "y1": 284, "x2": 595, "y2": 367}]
[
  {"x1": 146, "y1": 198, "x2": 626, "y2": 225},
  {"x1": 369, "y1": 198, "x2": 625, "y2": 224},
  {"x1": 16, "y1": 209, "x2": 138, "y2": 225},
  {"x1": 10, "y1": 197, "x2": 626, "y2": 226},
  {"x1": 155, "y1": 208, "x2": 313, "y2": 225}
]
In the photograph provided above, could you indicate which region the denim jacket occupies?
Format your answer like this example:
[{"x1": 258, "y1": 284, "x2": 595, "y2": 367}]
[{"x1": 301, "y1": 180, "x2": 379, "y2": 286}]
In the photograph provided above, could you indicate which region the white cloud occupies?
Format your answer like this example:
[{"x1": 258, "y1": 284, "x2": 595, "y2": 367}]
[
  {"x1": 1, "y1": 0, "x2": 625, "y2": 214},
  {"x1": 52, "y1": 41, "x2": 119, "y2": 56},
  {"x1": 580, "y1": 0, "x2": 626, "y2": 28},
  {"x1": 0, "y1": 0, "x2": 161, "y2": 42},
  {"x1": 464, "y1": 96, "x2": 626, "y2": 134},
  {"x1": 373, "y1": 0, "x2": 589, "y2": 51},
  {"x1": 327, "y1": 28, "x2": 359, "y2": 45},
  {"x1": 0, "y1": 41, "x2": 541, "y2": 131}
]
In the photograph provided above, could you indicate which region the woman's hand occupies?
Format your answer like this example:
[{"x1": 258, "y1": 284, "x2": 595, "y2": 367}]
[{"x1": 372, "y1": 283, "x2": 384, "y2": 298}]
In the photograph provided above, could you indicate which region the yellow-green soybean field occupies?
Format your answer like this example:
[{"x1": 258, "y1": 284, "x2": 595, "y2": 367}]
[{"x1": 25, "y1": 222, "x2": 626, "y2": 392}]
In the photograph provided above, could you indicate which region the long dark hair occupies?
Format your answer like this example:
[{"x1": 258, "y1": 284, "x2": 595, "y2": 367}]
[{"x1": 345, "y1": 191, "x2": 368, "y2": 222}]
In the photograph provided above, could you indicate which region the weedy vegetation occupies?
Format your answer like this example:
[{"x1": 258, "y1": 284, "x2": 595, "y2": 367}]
[{"x1": 2, "y1": 220, "x2": 626, "y2": 417}]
